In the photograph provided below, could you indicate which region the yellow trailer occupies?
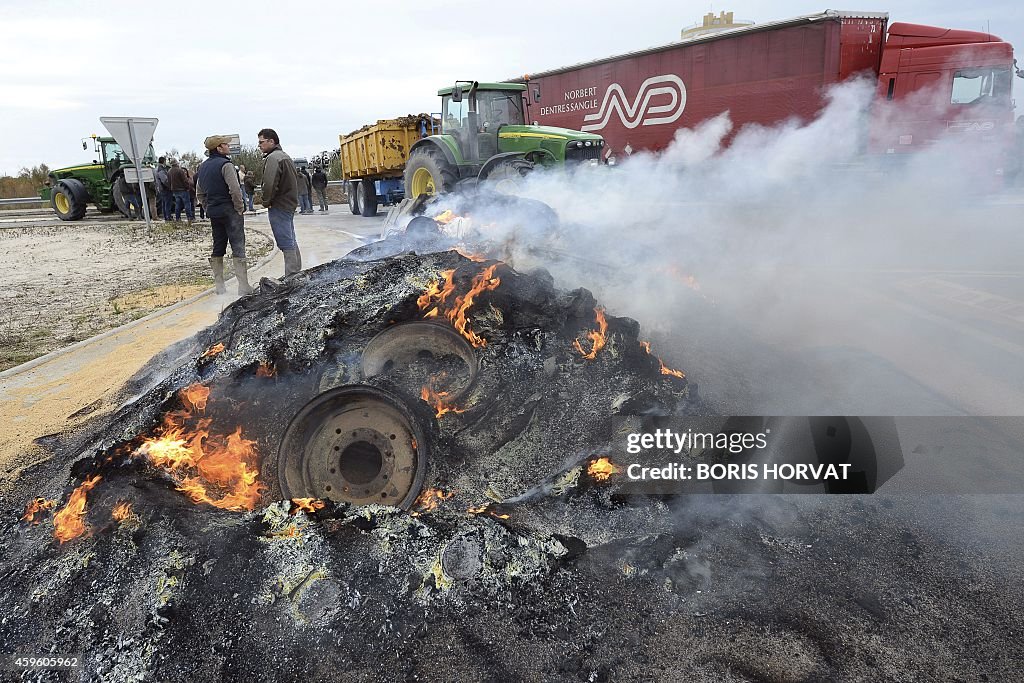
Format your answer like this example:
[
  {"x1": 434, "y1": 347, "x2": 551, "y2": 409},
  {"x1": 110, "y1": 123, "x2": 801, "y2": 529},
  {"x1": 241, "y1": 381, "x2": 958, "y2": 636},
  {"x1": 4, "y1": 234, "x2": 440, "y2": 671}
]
[{"x1": 339, "y1": 114, "x2": 437, "y2": 217}]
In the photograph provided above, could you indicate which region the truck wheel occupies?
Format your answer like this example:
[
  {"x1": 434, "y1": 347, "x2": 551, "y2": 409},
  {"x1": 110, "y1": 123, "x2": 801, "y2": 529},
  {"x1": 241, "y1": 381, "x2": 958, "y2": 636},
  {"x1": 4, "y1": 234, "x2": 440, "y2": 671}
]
[
  {"x1": 404, "y1": 148, "x2": 456, "y2": 198},
  {"x1": 348, "y1": 181, "x2": 361, "y2": 215},
  {"x1": 51, "y1": 179, "x2": 88, "y2": 221},
  {"x1": 483, "y1": 159, "x2": 534, "y2": 195},
  {"x1": 359, "y1": 179, "x2": 378, "y2": 217}
]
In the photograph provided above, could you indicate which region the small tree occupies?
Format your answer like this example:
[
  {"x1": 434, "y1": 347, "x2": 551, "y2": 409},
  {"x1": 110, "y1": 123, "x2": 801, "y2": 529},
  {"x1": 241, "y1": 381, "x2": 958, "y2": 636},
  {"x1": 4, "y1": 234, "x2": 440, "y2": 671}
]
[
  {"x1": 232, "y1": 144, "x2": 264, "y2": 186},
  {"x1": 328, "y1": 155, "x2": 343, "y2": 181},
  {"x1": 180, "y1": 150, "x2": 203, "y2": 171}
]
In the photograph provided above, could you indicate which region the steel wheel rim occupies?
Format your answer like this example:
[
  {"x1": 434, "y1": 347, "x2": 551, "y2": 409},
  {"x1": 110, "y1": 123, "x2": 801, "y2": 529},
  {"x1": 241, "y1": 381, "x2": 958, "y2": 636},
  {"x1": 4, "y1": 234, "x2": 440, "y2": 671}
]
[
  {"x1": 278, "y1": 385, "x2": 428, "y2": 509},
  {"x1": 411, "y1": 168, "x2": 436, "y2": 197}
]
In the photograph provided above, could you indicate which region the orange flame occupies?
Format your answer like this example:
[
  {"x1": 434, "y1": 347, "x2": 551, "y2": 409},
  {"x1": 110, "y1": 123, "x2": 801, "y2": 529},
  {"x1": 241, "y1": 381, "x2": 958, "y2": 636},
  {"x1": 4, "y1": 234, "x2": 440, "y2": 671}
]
[
  {"x1": 181, "y1": 383, "x2": 211, "y2": 412},
  {"x1": 467, "y1": 504, "x2": 510, "y2": 520},
  {"x1": 640, "y1": 341, "x2": 686, "y2": 379},
  {"x1": 411, "y1": 488, "x2": 453, "y2": 516},
  {"x1": 446, "y1": 264, "x2": 500, "y2": 348},
  {"x1": 201, "y1": 342, "x2": 226, "y2": 359},
  {"x1": 455, "y1": 247, "x2": 486, "y2": 262},
  {"x1": 112, "y1": 501, "x2": 133, "y2": 522},
  {"x1": 573, "y1": 307, "x2": 608, "y2": 360},
  {"x1": 417, "y1": 269, "x2": 456, "y2": 312},
  {"x1": 419, "y1": 265, "x2": 501, "y2": 348},
  {"x1": 290, "y1": 498, "x2": 326, "y2": 514},
  {"x1": 420, "y1": 372, "x2": 466, "y2": 419},
  {"x1": 135, "y1": 386, "x2": 265, "y2": 511},
  {"x1": 587, "y1": 457, "x2": 621, "y2": 482},
  {"x1": 21, "y1": 498, "x2": 57, "y2": 525},
  {"x1": 434, "y1": 210, "x2": 456, "y2": 224},
  {"x1": 53, "y1": 475, "x2": 102, "y2": 543},
  {"x1": 256, "y1": 361, "x2": 277, "y2": 378}
]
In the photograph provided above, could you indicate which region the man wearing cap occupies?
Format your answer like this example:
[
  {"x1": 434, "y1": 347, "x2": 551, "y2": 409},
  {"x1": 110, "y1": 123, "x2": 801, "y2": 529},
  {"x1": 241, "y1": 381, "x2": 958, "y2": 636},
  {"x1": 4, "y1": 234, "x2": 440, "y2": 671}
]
[
  {"x1": 257, "y1": 128, "x2": 302, "y2": 276},
  {"x1": 196, "y1": 135, "x2": 253, "y2": 296}
]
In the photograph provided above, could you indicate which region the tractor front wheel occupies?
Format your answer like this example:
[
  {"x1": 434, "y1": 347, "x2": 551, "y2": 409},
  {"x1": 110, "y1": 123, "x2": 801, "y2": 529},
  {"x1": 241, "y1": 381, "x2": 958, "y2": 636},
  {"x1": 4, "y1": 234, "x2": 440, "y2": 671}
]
[
  {"x1": 404, "y1": 148, "x2": 456, "y2": 199},
  {"x1": 51, "y1": 179, "x2": 88, "y2": 221},
  {"x1": 482, "y1": 159, "x2": 534, "y2": 196}
]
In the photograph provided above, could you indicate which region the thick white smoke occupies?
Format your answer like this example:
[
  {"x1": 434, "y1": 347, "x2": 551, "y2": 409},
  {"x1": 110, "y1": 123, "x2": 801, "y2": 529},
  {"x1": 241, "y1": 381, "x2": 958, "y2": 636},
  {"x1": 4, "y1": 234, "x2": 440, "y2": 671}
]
[{"x1": 487, "y1": 78, "x2": 1024, "y2": 416}]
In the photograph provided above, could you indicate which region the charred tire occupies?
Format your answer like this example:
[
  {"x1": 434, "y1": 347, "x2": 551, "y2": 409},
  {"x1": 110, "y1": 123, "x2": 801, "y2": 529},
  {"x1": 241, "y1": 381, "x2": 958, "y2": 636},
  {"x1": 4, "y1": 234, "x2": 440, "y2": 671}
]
[
  {"x1": 359, "y1": 178, "x2": 378, "y2": 217},
  {"x1": 482, "y1": 159, "x2": 534, "y2": 195},
  {"x1": 348, "y1": 181, "x2": 361, "y2": 215},
  {"x1": 51, "y1": 179, "x2": 88, "y2": 221},
  {"x1": 278, "y1": 384, "x2": 431, "y2": 510},
  {"x1": 404, "y1": 148, "x2": 457, "y2": 198},
  {"x1": 359, "y1": 321, "x2": 479, "y2": 402}
]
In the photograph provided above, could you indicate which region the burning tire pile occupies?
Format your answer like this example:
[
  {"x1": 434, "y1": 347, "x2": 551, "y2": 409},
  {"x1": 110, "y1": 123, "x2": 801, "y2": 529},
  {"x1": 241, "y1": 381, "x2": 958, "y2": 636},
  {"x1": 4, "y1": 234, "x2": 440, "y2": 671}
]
[{"x1": 2, "y1": 204, "x2": 1022, "y2": 682}]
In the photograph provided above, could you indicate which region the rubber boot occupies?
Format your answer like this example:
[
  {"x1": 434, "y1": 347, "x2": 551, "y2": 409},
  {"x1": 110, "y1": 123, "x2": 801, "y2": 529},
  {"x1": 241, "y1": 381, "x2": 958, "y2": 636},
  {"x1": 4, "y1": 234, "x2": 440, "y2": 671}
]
[
  {"x1": 232, "y1": 257, "x2": 254, "y2": 295},
  {"x1": 283, "y1": 249, "x2": 302, "y2": 277},
  {"x1": 209, "y1": 257, "x2": 227, "y2": 294}
]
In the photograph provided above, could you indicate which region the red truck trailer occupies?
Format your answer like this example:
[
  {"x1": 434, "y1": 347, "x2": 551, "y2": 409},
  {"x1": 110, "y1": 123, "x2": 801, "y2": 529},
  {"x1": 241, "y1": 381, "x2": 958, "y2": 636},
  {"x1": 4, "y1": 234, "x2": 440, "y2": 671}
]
[{"x1": 516, "y1": 10, "x2": 1018, "y2": 169}]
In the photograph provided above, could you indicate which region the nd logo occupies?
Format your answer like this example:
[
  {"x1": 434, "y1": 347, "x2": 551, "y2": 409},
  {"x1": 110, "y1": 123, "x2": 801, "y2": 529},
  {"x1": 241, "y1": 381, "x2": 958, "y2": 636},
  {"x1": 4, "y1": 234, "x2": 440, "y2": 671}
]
[{"x1": 581, "y1": 75, "x2": 687, "y2": 132}]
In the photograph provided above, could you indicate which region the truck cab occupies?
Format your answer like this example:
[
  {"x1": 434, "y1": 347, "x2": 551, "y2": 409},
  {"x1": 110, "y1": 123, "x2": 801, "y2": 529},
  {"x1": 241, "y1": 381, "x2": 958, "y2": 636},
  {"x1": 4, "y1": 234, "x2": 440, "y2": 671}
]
[{"x1": 869, "y1": 22, "x2": 1019, "y2": 179}]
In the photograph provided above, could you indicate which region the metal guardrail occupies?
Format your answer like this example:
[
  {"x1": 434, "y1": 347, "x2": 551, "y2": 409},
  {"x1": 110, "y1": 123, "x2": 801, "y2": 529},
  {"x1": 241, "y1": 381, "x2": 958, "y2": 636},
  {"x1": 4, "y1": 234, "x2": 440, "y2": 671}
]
[{"x1": 0, "y1": 197, "x2": 47, "y2": 205}]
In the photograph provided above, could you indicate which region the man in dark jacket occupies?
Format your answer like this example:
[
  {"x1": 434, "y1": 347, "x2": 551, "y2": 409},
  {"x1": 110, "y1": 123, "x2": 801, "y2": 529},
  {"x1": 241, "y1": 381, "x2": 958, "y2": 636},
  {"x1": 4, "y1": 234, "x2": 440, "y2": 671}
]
[
  {"x1": 155, "y1": 157, "x2": 172, "y2": 221},
  {"x1": 167, "y1": 159, "x2": 194, "y2": 222},
  {"x1": 197, "y1": 135, "x2": 252, "y2": 296},
  {"x1": 311, "y1": 167, "x2": 328, "y2": 212},
  {"x1": 297, "y1": 167, "x2": 313, "y2": 214},
  {"x1": 258, "y1": 128, "x2": 302, "y2": 276}
]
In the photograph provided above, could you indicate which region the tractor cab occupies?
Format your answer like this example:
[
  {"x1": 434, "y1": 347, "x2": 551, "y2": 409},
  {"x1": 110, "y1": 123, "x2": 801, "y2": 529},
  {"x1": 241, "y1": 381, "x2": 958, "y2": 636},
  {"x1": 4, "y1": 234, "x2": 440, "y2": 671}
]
[
  {"x1": 97, "y1": 137, "x2": 156, "y2": 181},
  {"x1": 440, "y1": 82, "x2": 527, "y2": 162}
]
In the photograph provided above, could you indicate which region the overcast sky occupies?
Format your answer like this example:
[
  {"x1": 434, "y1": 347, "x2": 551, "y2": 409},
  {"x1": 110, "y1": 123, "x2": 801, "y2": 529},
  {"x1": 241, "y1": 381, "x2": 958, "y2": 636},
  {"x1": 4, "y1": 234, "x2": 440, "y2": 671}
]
[{"x1": 1, "y1": 0, "x2": 1020, "y2": 175}]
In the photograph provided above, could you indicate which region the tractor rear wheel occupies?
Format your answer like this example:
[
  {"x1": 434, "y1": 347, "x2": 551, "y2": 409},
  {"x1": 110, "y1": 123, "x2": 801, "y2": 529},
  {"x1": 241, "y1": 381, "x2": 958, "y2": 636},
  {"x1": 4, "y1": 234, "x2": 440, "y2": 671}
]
[
  {"x1": 359, "y1": 178, "x2": 378, "y2": 217},
  {"x1": 51, "y1": 179, "x2": 88, "y2": 221},
  {"x1": 404, "y1": 147, "x2": 456, "y2": 198},
  {"x1": 348, "y1": 181, "x2": 361, "y2": 215}
]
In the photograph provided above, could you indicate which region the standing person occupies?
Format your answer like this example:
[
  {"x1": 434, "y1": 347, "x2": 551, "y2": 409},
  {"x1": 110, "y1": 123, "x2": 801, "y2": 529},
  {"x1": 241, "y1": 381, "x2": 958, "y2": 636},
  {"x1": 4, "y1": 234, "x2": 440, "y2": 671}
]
[
  {"x1": 155, "y1": 156, "x2": 172, "y2": 220},
  {"x1": 297, "y1": 166, "x2": 313, "y2": 214},
  {"x1": 166, "y1": 159, "x2": 195, "y2": 223},
  {"x1": 257, "y1": 128, "x2": 302, "y2": 276},
  {"x1": 311, "y1": 166, "x2": 328, "y2": 212},
  {"x1": 242, "y1": 168, "x2": 256, "y2": 212},
  {"x1": 197, "y1": 135, "x2": 252, "y2": 295},
  {"x1": 185, "y1": 166, "x2": 203, "y2": 220},
  {"x1": 236, "y1": 165, "x2": 251, "y2": 214}
]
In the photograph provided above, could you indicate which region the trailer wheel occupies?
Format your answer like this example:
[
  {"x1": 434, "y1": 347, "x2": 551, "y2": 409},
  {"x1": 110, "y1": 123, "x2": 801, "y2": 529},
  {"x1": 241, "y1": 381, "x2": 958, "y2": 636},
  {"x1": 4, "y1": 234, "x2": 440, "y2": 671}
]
[
  {"x1": 348, "y1": 181, "x2": 361, "y2": 215},
  {"x1": 359, "y1": 179, "x2": 378, "y2": 217},
  {"x1": 404, "y1": 148, "x2": 456, "y2": 198},
  {"x1": 51, "y1": 179, "x2": 88, "y2": 221}
]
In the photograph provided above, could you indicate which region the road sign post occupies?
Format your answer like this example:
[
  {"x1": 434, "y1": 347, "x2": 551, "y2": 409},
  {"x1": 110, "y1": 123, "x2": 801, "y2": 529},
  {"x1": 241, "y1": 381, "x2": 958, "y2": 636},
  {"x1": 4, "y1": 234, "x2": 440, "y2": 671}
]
[{"x1": 100, "y1": 117, "x2": 159, "y2": 229}]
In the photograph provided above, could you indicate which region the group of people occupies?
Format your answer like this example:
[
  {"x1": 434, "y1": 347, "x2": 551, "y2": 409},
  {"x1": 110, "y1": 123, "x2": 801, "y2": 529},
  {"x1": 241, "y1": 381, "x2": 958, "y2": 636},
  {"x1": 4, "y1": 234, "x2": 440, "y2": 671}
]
[
  {"x1": 116, "y1": 130, "x2": 317, "y2": 295},
  {"x1": 197, "y1": 128, "x2": 305, "y2": 296},
  {"x1": 296, "y1": 166, "x2": 329, "y2": 213}
]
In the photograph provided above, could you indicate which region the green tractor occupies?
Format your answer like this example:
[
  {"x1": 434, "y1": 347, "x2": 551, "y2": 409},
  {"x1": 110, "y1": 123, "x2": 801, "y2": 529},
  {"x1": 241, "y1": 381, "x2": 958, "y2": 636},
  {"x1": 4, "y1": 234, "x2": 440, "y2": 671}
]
[
  {"x1": 403, "y1": 81, "x2": 605, "y2": 198},
  {"x1": 40, "y1": 135, "x2": 158, "y2": 221}
]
